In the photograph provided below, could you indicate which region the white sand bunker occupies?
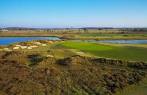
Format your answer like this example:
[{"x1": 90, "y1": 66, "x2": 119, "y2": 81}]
[
  {"x1": 10, "y1": 41, "x2": 53, "y2": 51},
  {"x1": 3, "y1": 48, "x2": 12, "y2": 51},
  {"x1": 46, "y1": 55, "x2": 54, "y2": 58},
  {"x1": 34, "y1": 42, "x2": 42, "y2": 45},
  {"x1": 13, "y1": 47, "x2": 20, "y2": 50},
  {"x1": 20, "y1": 46, "x2": 27, "y2": 49},
  {"x1": 42, "y1": 44, "x2": 47, "y2": 46},
  {"x1": 76, "y1": 51, "x2": 85, "y2": 55}
]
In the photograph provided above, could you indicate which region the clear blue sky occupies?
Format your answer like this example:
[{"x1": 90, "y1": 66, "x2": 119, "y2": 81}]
[{"x1": 0, "y1": 0, "x2": 147, "y2": 28}]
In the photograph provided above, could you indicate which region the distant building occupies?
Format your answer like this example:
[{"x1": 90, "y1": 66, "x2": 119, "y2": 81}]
[{"x1": 1, "y1": 29, "x2": 9, "y2": 32}]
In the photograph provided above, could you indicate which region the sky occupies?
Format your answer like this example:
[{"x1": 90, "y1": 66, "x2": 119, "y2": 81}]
[{"x1": 0, "y1": 0, "x2": 147, "y2": 28}]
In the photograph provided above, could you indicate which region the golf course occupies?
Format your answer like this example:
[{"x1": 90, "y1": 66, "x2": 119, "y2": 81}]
[
  {"x1": 0, "y1": 32, "x2": 147, "y2": 95},
  {"x1": 1, "y1": 0, "x2": 147, "y2": 94}
]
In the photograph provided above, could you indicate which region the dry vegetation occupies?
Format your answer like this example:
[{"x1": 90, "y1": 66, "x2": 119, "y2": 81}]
[
  {"x1": 0, "y1": 29, "x2": 147, "y2": 40},
  {"x1": 0, "y1": 50, "x2": 147, "y2": 95}
]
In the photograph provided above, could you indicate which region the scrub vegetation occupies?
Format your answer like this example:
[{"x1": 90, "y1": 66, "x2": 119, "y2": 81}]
[{"x1": 0, "y1": 51, "x2": 147, "y2": 95}]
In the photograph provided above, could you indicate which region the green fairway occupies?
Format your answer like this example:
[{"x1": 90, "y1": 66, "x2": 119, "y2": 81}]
[{"x1": 56, "y1": 41, "x2": 147, "y2": 62}]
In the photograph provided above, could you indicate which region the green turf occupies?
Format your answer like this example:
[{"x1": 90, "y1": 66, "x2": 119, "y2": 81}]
[{"x1": 56, "y1": 41, "x2": 147, "y2": 62}]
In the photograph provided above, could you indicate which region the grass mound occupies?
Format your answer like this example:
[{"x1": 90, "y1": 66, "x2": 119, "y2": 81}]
[{"x1": 0, "y1": 53, "x2": 147, "y2": 95}]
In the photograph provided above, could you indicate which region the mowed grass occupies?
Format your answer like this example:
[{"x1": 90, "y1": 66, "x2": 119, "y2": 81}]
[{"x1": 56, "y1": 41, "x2": 147, "y2": 62}]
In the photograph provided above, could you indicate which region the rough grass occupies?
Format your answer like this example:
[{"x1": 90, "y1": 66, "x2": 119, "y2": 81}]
[
  {"x1": 74, "y1": 33, "x2": 147, "y2": 40},
  {"x1": 115, "y1": 79, "x2": 147, "y2": 95},
  {"x1": 56, "y1": 41, "x2": 147, "y2": 62},
  {"x1": 79, "y1": 34, "x2": 147, "y2": 37},
  {"x1": 0, "y1": 54, "x2": 146, "y2": 95},
  {"x1": 1, "y1": 40, "x2": 147, "y2": 95}
]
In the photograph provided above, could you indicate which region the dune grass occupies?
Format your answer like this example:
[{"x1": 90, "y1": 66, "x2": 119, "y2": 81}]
[
  {"x1": 1, "y1": 40, "x2": 147, "y2": 95},
  {"x1": 79, "y1": 33, "x2": 147, "y2": 37},
  {"x1": 74, "y1": 33, "x2": 147, "y2": 40},
  {"x1": 56, "y1": 41, "x2": 147, "y2": 62},
  {"x1": 115, "y1": 79, "x2": 147, "y2": 95}
]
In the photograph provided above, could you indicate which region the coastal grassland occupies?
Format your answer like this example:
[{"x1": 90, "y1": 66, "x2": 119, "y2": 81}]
[
  {"x1": 21, "y1": 43, "x2": 76, "y2": 59},
  {"x1": 74, "y1": 33, "x2": 147, "y2": 40},
  {"x1": 0, "y1": 53, "x2": 147, "y2": 95},
  {"x1": 115, "y1": 79, "x2": 147, "y2": 95},
  {"x1": 54, "y1": 41, "x2": 147, "y2": 62},
  {"x1": 1, "y1": 29, "x2": 147, "y2": 40},
  {"x1": 1, "y1": 40, "x2": 147, "y2": 62},
  {"x1": 1, "y1": 40, "x2": 147, "y2": 95},
  {"x1": 78, "y1": 33, "x2": 147, "y2": 37},
  {"x1": 99, "y1": 43, "x2": 147, "y2": 48},
  {"x1": 7, "y1": 41, "x2": 76, "y2": 59}
]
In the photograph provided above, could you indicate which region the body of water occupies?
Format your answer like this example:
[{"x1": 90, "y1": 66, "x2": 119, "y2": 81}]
[
  {"x1": 1, "y1": 37, "x2": 147, "y2": 45},
  {"x1": 98, "y1": 40, "x2": 147, "y2": 44},
  {"x1": 0, "y1": 37, "x2": 60, "y2": 45}
]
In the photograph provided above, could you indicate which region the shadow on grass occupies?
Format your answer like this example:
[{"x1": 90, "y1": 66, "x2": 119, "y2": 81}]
[{"x1": 27, "y1": 54, "x2": 44, "y2": 66}]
